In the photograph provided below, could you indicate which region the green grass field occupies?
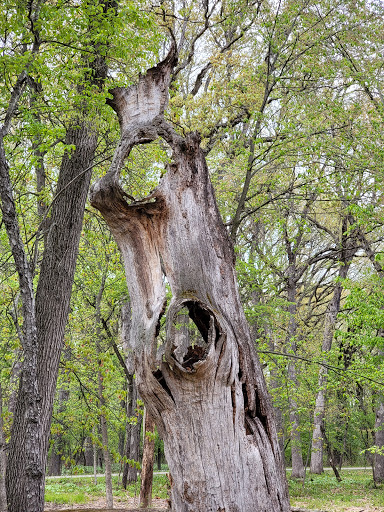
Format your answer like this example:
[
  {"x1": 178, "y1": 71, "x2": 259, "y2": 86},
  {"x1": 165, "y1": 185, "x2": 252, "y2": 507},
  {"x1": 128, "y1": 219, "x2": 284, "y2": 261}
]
[
  {"x1": 44, "y1": 470, "x2": 383, "y2": 510},
  {"x1": 45, "y1": 474, "x2": 169, "y2": 506},
  {"x1": 289, "y1": 470, "x2": 384, "y2": 511}
]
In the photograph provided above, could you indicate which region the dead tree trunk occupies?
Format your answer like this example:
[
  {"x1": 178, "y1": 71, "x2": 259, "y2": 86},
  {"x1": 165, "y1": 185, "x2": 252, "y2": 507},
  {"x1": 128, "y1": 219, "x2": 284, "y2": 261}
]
[{"x1": 90, "y1": 46, "x2": 290, "y2": 512}]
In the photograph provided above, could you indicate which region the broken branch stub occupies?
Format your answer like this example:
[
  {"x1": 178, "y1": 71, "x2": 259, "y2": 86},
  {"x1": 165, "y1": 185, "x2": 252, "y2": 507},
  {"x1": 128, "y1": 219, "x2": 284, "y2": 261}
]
[
  {"x1": 107, "y1": 44, "x2": 177, "y2": 135},
  {"x1": 90, "y1": 48, "x2": 290, "y2": 512}
]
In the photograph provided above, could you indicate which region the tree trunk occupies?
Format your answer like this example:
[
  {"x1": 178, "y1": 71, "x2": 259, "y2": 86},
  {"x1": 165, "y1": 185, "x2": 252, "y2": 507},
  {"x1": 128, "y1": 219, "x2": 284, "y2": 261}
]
[
  {"x1": 98, "y1": 382, "x2": 114, "y2": 509},
  {"x1": 48, "y1": 388, "x2": 69, "y2": 476},
  {"x1": 122, "y1": 375, "x2": 142, "y2": 487},
  {"x1": 5, "y1": 120, "x2": 98, "y2": 512},
  {"x1": 374, "y1": 400, "x2": 384, "y2": 482},
  {"x1": 0, "y1": 384, "x2": 7, "y2": 512},
  {"x1": 157, "y1": 444, "x2": 162, "y2": 471},
  {"x1": 286, "y1": 276, "x2": 305, "y2": 479},
  {"x1": 310, "y1": 258, "x2": 353, "y2": 474},
  {"x1": 2, "y1": 2, "x2": 113, "y2": 509},
  {"x1": 90, "y1": 46, "x2": 290, "y2": 512},
  {"x1": 139, "y1": 411, "x2": 155, "y2": 508},
  {"x1": 93, "y1": 426, "x2": 98, "y2": 485},
  {"x1": 84, "y1": 437, "x2": 94, "y2": 467},
  {"x1": 95, "y1": 270, "x2": 114, "y2": 509}
]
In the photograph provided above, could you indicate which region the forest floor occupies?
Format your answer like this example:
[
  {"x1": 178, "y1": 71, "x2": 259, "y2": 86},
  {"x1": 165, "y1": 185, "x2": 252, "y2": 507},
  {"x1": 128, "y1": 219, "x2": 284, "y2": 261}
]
[{"x1": 43, "y1": 470, "x2": 384, "y2": 512}]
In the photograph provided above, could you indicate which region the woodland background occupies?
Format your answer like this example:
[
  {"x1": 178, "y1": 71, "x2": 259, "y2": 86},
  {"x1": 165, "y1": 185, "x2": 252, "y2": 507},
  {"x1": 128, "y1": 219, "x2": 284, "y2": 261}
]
[{"x1": 1, "y1": 0, "x2": 384, "y2": 504}]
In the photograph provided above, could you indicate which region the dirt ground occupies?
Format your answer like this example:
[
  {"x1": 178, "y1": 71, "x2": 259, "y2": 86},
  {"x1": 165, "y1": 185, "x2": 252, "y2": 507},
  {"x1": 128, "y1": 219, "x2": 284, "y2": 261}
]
[
  {"x1": 44, "y1": 496, "x2": 168, "y2": 511},
  {"x1": 44, "y1": 502, "x2": 382, "y2": 512},
  {"x1": 44, "y1": 495, "x2": 384, "y2": 512}
]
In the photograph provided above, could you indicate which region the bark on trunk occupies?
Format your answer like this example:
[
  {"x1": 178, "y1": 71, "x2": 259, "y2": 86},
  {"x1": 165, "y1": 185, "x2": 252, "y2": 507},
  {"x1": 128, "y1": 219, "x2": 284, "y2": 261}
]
[
  {"x1": 90, "y1": 47, "x2": 290, "y2": 512},
  {"x1": 95, "y1": 272, "x2": 113, "y2": 508},
  {"x1": 0, "y1": 384, "x2": 7, "y2": 512},
  {"x1": 93, "y1": 426, "x2": 98, "y2": 485},
  {"x1": 374, "y1": 399, "x2": 384, "y2": 482},
  {"x1": 5, "y1": 121, "x2": 98, "y2": 512},
  {"x1": 139, "y1": 411, "x2": 155, "y2": 508},
  {"x1": 0, "y1": 135, "x2": 42, "y2": 512}
]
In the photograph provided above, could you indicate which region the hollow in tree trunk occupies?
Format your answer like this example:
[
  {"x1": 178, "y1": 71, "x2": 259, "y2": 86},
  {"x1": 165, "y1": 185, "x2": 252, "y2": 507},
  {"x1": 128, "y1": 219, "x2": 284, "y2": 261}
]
[{"x1": 90, "y1": 45, "x2": 290, "y2": 512}]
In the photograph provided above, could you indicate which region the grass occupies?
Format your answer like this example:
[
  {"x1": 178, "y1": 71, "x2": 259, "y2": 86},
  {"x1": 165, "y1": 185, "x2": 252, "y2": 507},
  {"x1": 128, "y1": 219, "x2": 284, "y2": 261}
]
[
  {"x1": 44, "y1": 474, "x2": 169, "y2": 505},
  {"x1": 45, "y1": 469, "x2": 382, "y2": 510},
  {"x1": 289, "y1": 470, "x2": 384, "y2": 511}
]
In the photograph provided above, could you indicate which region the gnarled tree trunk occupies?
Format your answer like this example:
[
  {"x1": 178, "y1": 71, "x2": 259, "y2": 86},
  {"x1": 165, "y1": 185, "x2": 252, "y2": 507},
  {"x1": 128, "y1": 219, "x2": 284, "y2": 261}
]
[{"x1": 90, "y1": 46, "x2": 290, "y2": 512}]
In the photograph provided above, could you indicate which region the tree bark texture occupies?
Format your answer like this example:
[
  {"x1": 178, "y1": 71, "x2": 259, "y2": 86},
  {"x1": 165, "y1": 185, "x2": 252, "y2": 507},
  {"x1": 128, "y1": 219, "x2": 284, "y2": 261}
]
[
  {"x1": 90, "y1": 47, "x2": 290, "y2": 512},
  {"x1": 0, "y1": 135, "x2": 43, "y2": 512},
  {"x1": 139, "y1": 411, "x2": 155, "y2": 508},
  {"x1": 374, "y1": 398, "x2": 384, "y2": 482},
  {"x1": 0, "y1": 384, "x2": 7, "y2": 512},
  {"x1": 5, "y1": 121, "x2": 98, "y2": 512}
]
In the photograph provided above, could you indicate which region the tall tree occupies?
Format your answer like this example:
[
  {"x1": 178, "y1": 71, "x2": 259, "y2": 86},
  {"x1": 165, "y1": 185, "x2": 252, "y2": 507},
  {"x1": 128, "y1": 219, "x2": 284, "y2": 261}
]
[
  {"x1": 91, "y1": 43, "x2": 290, "y2": 512},
  {"x1": 0, "y1": 1, "x2": 152, "y2": 509}
]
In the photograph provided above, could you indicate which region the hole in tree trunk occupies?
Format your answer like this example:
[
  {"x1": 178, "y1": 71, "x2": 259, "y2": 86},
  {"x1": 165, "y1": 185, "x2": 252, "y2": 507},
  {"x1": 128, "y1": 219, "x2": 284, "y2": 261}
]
[{"x1": 170, "y1": 301, "x2": 220, "y2": 371}]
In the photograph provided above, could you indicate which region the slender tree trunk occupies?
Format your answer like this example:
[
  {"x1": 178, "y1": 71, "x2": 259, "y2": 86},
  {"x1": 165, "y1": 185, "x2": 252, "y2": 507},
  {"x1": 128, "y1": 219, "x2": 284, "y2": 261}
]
[
  {"x1": 121, "y1": 302, "x2": 143, "y2": 487},
  {"x1": 373, "y1": 352, "x2": 384, "y2": 484},
  {"x1": 122, "y1": 376, "x2": 142, "y2": 487},
  {"x1": 310, "y1": 261, "x2": 353, "y2": 475},
  {"x1": 48, "y1": 388, "x2": 69, "y2": 476},
  {"x1": 374, "y1": 401, "x2": 384, "y2": 483},
  {"x1": 0, "y1": 384, "x2": 7, "y2": 512},
  {"x1": 95, "y1": 270, "x2": 113, "y2": 509},
  {"x1": 91, "y1": 47, "x2": 290, "y2": 512},
  {"x1": 157, "y1": 445, "x2": 162, "y2": 471},
  {"x1": 0, "y1": 135, "x2": 42, "y2": 512},
  {"x1": 286, "y1": 276, "x2": 305, "y2": 479},
  {"x1": 84, "y1": 436, "x2": 94, "y2": 467},
  {"x1": 139, "y1": 411, "x2": 155, "y2": 509},
  {"x1": 93, "y1": 426, "x2": 98, "y2": 485},
  {"x1": 2, "y1": 2, "x2": 113, "y2": 509},
  {"x1": 97, "y1": 374, "x2": 114, "y2": 509}
]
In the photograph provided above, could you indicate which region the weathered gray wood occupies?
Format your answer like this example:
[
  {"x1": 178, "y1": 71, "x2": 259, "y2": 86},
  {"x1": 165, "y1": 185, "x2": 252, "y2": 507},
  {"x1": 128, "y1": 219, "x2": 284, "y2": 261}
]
[{"x1": 91, "y1": 45, "x2": 290, "y2": 512}]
